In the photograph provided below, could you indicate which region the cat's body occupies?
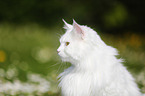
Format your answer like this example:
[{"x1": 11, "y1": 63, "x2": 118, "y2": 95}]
[{"x1": 57, "y1": 20, "x2": 142, "y2": 96}]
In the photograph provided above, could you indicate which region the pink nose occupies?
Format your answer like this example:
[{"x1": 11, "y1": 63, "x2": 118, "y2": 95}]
[{"x1": 57, "y1": 50, "x2": 60, "y2": 53}]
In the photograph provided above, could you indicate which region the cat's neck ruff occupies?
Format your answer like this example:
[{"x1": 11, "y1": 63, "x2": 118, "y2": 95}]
[{"x1": 70, "y1": 48, "x2": 120, "y2": 73}]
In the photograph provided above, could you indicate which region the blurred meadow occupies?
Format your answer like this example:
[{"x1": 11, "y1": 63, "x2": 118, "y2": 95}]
[{"x1": 0, "y1": 0, "x2": 145, "y2": 96}]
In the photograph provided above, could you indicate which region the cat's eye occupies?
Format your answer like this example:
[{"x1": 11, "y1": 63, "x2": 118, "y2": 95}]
[{"x1": 65, "y1": 42, "x2": 70, "y2": 46}]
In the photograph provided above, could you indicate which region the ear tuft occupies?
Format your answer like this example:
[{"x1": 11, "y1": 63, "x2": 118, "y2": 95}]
[
  {"x1": 62, "y1": 19, "x2": 72, "y2": 29},
  {"x1": 73, "y1": 19, "x2": 84, "y2": 36}
]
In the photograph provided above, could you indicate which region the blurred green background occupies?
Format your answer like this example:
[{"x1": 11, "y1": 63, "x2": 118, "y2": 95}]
[{"x1": 0, "y1": 0, "x2": 145, "y2": 96}]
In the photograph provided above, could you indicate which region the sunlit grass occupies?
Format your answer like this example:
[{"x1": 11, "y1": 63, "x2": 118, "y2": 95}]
[
  {"x1": 0, "y1": 24, "x2": 144, "y2": 95},
  {"x1": 0, "y1": 24, "x2": 61, "y2": 95}
]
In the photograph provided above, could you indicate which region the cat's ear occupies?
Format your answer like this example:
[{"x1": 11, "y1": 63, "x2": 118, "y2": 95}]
[
  {"x1": 62, "y1": 19, "x2": 72, "y2": 29},
  {"x1": 73, "y1": 19, "x2": 84, "y2": 39}
]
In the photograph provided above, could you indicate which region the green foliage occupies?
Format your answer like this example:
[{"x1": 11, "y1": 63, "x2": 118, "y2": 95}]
[
  {"x1": 103, "y1": 3, "x2": 128, "y2": 28},
  {"x1": 0, "y1": 0, "x2": 145, "y2": 33}
]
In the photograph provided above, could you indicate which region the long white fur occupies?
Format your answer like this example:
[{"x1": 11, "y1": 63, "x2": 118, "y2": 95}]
[{"x1": 57, "y1": 20, "x2": 143, "y2": 96}]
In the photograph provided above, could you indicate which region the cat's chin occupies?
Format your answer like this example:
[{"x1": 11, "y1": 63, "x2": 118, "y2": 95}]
[
  {"x1": 61, "y1": 58, "x2": 71, "y2": 63},
  {"x1": 60, "y1": 56, "x2": 75, "y2": 63},
  {"x1": 59, "y1": 56, "x2": 69, "y2": 62}
]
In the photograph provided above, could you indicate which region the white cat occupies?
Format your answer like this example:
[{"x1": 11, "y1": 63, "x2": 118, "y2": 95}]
[{"x1": 57, "y1": 19, "x2": 143, "y2": 96}]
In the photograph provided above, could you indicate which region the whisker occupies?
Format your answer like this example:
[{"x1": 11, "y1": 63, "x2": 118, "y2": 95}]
[
  {"x1": 48, "y1": 62, "x2": 60, "y2": 69},
  {"x1": 56, "y1": 33, "x2": 62, "y2": 38},
  {"x1": 57, "y1": 61, "x2": 63, "y2": 74}
]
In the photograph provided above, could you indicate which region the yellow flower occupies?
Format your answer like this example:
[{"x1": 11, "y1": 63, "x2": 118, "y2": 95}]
[
  {"x1": 129, "y1": 34, "x2": 142, "y2": 48},
  {"x1": 0, "y1": 50, "x2": 6, "y2": 62}
]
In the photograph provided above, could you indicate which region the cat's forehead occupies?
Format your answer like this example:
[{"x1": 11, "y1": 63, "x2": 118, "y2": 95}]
[{"x1": 60, "y1": 32, "x2": 72, "y2": 42}]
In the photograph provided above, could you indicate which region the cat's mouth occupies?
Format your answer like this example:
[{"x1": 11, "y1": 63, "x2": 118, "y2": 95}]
[
  {"x1": 59, "y1": 56, "x2": 70, "y2": 62},
  {"x1": 58, "y1": 52, "x2": 67, "y2": 59}
]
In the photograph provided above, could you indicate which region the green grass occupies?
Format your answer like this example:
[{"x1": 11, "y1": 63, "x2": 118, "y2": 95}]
[
  {"x1": 0, "y1": 24, "x2": 62, "y2": 95},
  {"x1": 0, "y1": 24, "x2": 144, "y2": 95}
]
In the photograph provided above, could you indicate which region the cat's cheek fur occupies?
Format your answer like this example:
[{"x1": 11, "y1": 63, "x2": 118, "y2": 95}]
[
  {"x1": 67, "y1": 44, "x2": 88, "y2": 63},
  {"x1": 64, "y1": 46, "x2": 78, "y2": 62},
  {"x1": 69, "y1": 43, "x2": 85, "y2": 59}
]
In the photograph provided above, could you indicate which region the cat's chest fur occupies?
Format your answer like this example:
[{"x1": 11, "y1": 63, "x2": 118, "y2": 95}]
[
  {"x1": 59, "y1": 67, "x2": 94, "y2": 96},
  {"x1": 59, "y1": 64, "x2": 142, "y2": 96},
  {"x1": 59, "y1": 66, "x2": 111, "y2": 96}
]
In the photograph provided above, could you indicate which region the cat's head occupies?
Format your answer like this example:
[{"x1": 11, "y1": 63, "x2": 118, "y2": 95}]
[{"x1": 57, "y1": 20, "x2": 111, "y2": 64}]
